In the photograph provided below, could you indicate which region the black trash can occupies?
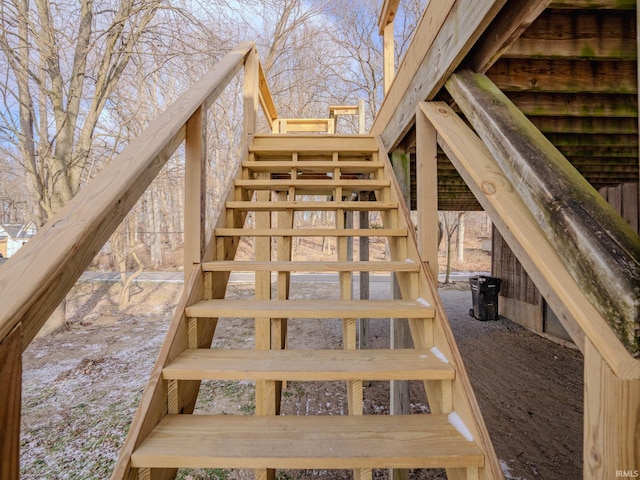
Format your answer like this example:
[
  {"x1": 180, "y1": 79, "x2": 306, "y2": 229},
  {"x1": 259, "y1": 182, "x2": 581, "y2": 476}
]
[{"x1": 469, "y1": 275, "x2": 502, "y2": 321}]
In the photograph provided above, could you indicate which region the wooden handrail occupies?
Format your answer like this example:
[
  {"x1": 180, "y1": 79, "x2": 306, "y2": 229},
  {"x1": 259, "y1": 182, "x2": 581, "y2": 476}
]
[
  {"x1": 419, "y1": 101, "x2": 640, "y2": 380},
  {"x1": 0, "y1": 41, "x2": 261, "y2": 351},
  {"x1": 258, "y1": 61, "x2": 278, "y2": 130}
]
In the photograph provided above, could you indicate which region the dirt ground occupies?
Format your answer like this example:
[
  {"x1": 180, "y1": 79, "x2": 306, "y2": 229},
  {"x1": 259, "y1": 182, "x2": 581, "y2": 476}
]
[{"x1": 20, "y1": 274, "x2": 583, "y2": 480}]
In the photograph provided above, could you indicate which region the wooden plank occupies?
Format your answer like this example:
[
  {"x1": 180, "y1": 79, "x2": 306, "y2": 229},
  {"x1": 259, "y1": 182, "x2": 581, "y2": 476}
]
[
  {"x1": 508, "y1": 92, "x2": 638, "y2": 118},
  {"x1": 243, "y1": 46, "x2": 259, "y2": 137},
  {"x1": 250, "y1": 134, "x2": 378, "y2": 153},
  {"x1": 530, "y1": 117, "x2": 638, "y2": 135},
  {"x1": 185, "y1": 299, "x2": 435, "y2": 319},
  {"x1": 234, "y1": 179, "x2": 389, "y2": 191},
  {"x1": 468, "y1": 0, "x2": 552, "y2": 72},
  {"x1": 278, "y1": 118, "x2": 334, "y2": 134},
  {"x1": 488, "y1": 59, "x2": 638, "y2": 94},
  {"x1": 420, "y1": 101, "x2": 640, "y2": 379},
  {"x1": 621, "y1": 183, "x2": 639, "y2": 233},
  {"x1": 202, "y1": 260, "x2": 419, "y2": 272},
  {"x1": 258, "y1": 61, "x2": 278, "y2": 128},
  {"x1": 371, "y1": 0, "x2": 506, "y2": 150},
  {"x1": 416, "y1": 105, "x2": 440, "y2": 279},
  {"x1": 214, "y1": 228, "x2": 407, "y2": 237},
  {"x1": 329, "y1": 105, "x2": 359, "y2": 116},
  {"x1": 383, "y1": 22, "x2": 395, "y2": 95},
  {"x1": 184, "y1": 107, "x2": 206, "y2": 281},
  {"x1": 0, "y1": 42, "x2": 254, "y2": 352},
  {"x1": 130, "y1": 414, "x2": 485, "y2": 470},
  {"x1": 378, "y1": 0, "x2": 400, "y2": 33},
  {"x1": 503, "y1": 10, "x2": 637, "y2": 61},
  {"x1": 225, "y1": 201, "x2": 398, "y2": 211},
  {"x1": 242, "y1": 160, "x2": 383, "y2": 173},
  {"x1": 446, "y1": 70, "x2": 640, "y2": 359},
  {"x1": 584, "y1": 339, "x2": 640, "y2": 479},
  {"x1": 162, "y1": 349, "x2": 455, "y2": 382},
  {"x1": 0, "y1": 325, "x2": 21, "y2": 480},
  {"x1": 550, "y1": 0, "x2": 635, "y2": 8}
]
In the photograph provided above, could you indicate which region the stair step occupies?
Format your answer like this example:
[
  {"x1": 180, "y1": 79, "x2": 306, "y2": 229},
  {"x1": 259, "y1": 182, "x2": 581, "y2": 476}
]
[
  {"x1": 250, "y1": 134, "x2": 378, "y2": 155},
  {"x1": 234, "y1": 179, "x2": 389, "y2": 191},
  {"x1": 225, "y1": 201, "x2": 397, "y2": 211},
  {"x1": 163, "y1": 348, "x2": 453, "y2": 381},
  {"x1": 243, "y1": 160, "x2": 383, "y2": 173},
  {"x1": 185, "y1": 299, "x2": 434, "y2": 319},
  {"x1": 214, "y1": 228, "x2": 407, "y2": 237},
  {"x1": 202, "y1": 260, "x2": 419, "y2": 273},
  {"x1": 130, "y1": 414, "x2": 484, "y2": 470}
]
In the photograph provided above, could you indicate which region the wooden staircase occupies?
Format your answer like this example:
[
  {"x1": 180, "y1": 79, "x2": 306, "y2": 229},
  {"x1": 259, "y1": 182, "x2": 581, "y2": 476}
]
[{"x1": 111, "y1": 134, "x2": 502, "y2": 480}]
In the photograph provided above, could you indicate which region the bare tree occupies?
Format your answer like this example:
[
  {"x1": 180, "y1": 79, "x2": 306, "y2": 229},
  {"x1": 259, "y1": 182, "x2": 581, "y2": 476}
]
[{"x1": 440, "y1": 211, "x2": 463, "y2": 284}]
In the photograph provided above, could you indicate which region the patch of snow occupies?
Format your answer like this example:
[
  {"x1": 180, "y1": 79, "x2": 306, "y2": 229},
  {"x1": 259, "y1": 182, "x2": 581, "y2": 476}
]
[
  {"x1": 416, "y1": 297, "x2": 431, "y2": 307},
  {"x1": 448, "y1": 412, "x2": 473, "y2": 442},
  {"x1": 430, "y1": 346, "x2": 449, "y2": 363},
  {"x1": 500, "y1": 459, "x2": 526, "y2": 479}
]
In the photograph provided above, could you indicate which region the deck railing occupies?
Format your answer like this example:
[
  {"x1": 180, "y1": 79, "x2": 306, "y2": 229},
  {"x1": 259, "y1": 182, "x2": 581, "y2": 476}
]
[{"x1": 0, "y1": 41, "x2": 276, "y2": 480}]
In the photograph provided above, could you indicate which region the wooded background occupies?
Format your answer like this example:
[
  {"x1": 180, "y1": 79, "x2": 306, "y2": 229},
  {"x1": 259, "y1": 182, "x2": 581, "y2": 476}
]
[{"x1": 0, "y1": 0, "x2": 427, "y2": 271}]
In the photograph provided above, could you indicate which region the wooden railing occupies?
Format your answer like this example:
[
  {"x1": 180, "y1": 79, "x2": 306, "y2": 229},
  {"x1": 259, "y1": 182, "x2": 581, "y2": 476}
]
[
  {"x1": 0, "y1": 41, "x2": 276, "y2": 480},
  {"x1": 417, "y1": 100, "x2": 640, "y2": 479}
]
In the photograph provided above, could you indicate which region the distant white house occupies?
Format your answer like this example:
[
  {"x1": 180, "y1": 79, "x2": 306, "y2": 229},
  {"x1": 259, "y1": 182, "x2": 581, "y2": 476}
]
[{"x1": 0, "y1": 222, "x2": 37, "y2": 258}]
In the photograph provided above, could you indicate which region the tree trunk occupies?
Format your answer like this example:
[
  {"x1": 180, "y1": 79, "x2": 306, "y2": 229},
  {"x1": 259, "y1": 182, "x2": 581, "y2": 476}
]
[
  {"x1": 36, "y1": 300, "x2": 67, "y2": 338},
  {"x1": 457, "y1": 212, "x2": 465, "y2": 262},
  {"x1": 445, "y1": 233, "x2": 452, "y2": 284}
]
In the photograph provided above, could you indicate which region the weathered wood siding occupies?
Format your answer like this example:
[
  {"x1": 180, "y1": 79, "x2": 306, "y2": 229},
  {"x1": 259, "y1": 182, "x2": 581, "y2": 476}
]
[
  {"x1": 599, "y1": 183, "x2": 639, "y2": 234},
  {"x1": 491, "y1": 225, "x2": 541, "y2": 306},
  {"x1": 494, "y1": 182, "x2": 639, "y2": 336}
]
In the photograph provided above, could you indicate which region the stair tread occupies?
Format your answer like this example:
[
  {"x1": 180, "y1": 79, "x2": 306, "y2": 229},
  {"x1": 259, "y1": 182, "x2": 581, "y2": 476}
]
[
  {"x1": 130, "y1": 414, "x2": 484, "y2": 470},
  {"x1": 225, "y1": 201, "x2": 397, "y2": 211},
  {"x1": 234, "y1": 179, "x2": 389, "y2": 190},
  {"x1": 250, "y1": 134, "x2": 378, "y2": 154},
  {"x1": 202, "y1": 260, "x2": 419, "y2": 272},
  {"x1": 163, "y1": 348, "x2": 453, "y2": 381},
  {"x1": 243, "y1": 160, "x2": 383, "y2": 173},
  {"x1": 185, "y1": 299, "x2": 434, "y2": 319},
  {"x1": 214, "y1": 228, "x2": 407, "y2": 237}
]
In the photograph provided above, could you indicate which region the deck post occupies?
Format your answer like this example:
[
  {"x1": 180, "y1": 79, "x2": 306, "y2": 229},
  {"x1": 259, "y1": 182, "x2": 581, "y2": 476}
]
[
  {"x1": 0, "y1": 324, "x2": 21, "y2": 480},
  {"x1": 416, "y1": 106, "x2": 440, "y2": 279},
  {"x1": 584, "y1": 339, "x2": 640, "y2": 479},
  {"x1": 389, "y1": 150, "x2": 411, "y2": 480},
  {"x1": 244, "y1": 46, "x2": 259, "y2": 137},
  {"x1": 184, "y1": 107, "x2": 206, "y2": 281}
]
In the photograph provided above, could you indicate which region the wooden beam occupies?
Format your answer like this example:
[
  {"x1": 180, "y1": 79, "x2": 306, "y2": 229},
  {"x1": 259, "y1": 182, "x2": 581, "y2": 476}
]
[
  {"x1": 584, "y1": 339, "x2": 640, "y2": 479},
  {"x1": 530, "y1": 117, "x2": 639, "y2": 135},
  {"x1": 244, "y1": 46, "x2": 259, "y2": 137},
  {"x1": 446, "y1": 70, "x2": 640, "y2": 358},
  {"x1": 371, "y1": 0, "x2": 506, "y2": 151},
  {"x1": 419, "y1": 101, "x2": 640, "y2": 379},
  {"x1": 383, "y1": 22, "x2": 395, "y2": 95},
  {"x1": 0, "y1": 42, "x2": 254, "y2": 351},
  {"x1": 550, "y1": 0, "x2": 636, "y2": 8},
  {"x1": 0, "y1": 325, "x2": 21, "y2": 480},
  {"x1": 258, "y1": 61, "x2": 278, "y2": 130},
  {"x1": 467, "y1": 0, "x2": 552, "y2": 72},
  {"x1": 507, "y1": 92, "x2": 638, "y2": 118},
  {"x1": 488, "y1": 59, "x2": 638, "y2": 94},
  {"x1": 184, "y1": 107, "x2": 206, "y2": 281},
  {"x1": 416, "y1": 109, "x2": 439, "y2": 279},
  {"x1": 503, "y1": 11, "x2": 637, "y2": 61},
  {"x1": 378, "y1": 0, "x2": 400, "y2": 34}
]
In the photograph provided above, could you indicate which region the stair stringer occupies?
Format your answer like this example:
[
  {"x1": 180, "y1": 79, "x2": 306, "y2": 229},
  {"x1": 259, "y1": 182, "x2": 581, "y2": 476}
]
[
  {"x1": 374, "y1": 136, "x2": 504, "y2": 480},
  {"x1": 110, "y1": 138, "x2": 254, "y2": 480}
]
